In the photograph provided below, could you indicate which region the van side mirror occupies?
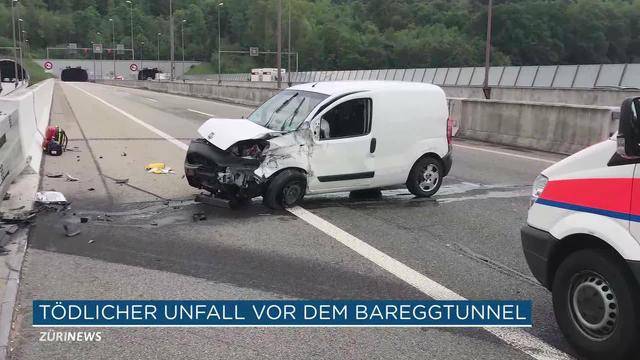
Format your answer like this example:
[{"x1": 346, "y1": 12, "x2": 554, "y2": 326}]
[{"x1": 617, "y1": 97, "x2": 640, "y2": 158}]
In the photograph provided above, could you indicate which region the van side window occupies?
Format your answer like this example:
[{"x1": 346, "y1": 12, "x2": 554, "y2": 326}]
[{"x1": 320, "y1": 99, "x2": 372, "y2": 140}]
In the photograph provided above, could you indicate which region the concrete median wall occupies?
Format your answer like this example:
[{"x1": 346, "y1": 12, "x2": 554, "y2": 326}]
[
  {"x1": 102, "y1": 79, "x2": 617, "y2": 155},
  {"x1": 101, "y1": 80, "x2": 279, "y2": 107},
  {"x1": 0, "y1": 79, "x2": 54, "y2": 196}
]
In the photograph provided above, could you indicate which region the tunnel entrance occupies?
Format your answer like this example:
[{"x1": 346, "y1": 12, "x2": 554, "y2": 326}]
[
  {"x1": 0, "y1": 59, "x2": 26, "y2": 83},
  {"x1": 138, "y1": 68, "x2": 161, "y2": 80},
  {"x1": 61, "y1": 67, "x2": 89, "y2": 82}
]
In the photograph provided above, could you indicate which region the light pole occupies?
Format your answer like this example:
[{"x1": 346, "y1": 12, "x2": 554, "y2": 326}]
[
  {"x1": 10, "y1": 0, "x2": 18, "y2": 85},
  {"x1": 482, "y1": 0, "x2": 493, "y2": 99},
  {"x1": 169, "y1": 0, "x2": 175, "y2": 81},
  {"x1": 181, "y1": 19, "x2": 186, "y2": 80},
  {"x1": 110, "y1": 18, "x2": 116, "y2": 79},
  {"x1": 126, "y1": 0, "x2": 135, "y2": 62},
  {"x1": 276, "y1": 0, "x2": 282, "y2": 89},
  {"x1": 157, "y1": 32, "x2": 161, "y2": 70},
  {"x1": 97, "y1": 32, "x2": 103, "y2": 80},
  {"x1": 18, "y1": 18, "x2": 24, "y2": 80},
  {"x1": 217, "y1": 2, "x2": 223, "y2": 84},
  {"x1": 287, "y1": 0, "x2": 292, "y2": 86},
  {"x1": 140, "y1": 41, "x2": 145, "y2": 74}
]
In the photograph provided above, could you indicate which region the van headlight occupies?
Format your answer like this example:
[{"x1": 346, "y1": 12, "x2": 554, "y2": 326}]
[{"x1": 531, "y1": 175, "x2": 548, "y2": 205}]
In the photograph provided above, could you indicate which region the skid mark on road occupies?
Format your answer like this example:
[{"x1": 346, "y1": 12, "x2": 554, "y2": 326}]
[{"x1": 67, "y1": 82, "x2": 572, "y2": 360}]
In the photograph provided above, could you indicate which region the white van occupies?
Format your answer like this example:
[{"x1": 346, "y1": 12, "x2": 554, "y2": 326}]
[
  {"x1": 185, "y1": 81, "x2": 453, "y2": 209},
  {"x1": 522, "y1": 97, "x2": 640, "y2": 359}
]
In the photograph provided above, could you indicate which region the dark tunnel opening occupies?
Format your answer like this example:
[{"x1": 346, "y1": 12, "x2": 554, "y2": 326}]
[
  {"x1": 0, "y1": 60, "x2": 27, "y2": 83},
  {"x1": 138, "y1": 68, "x2": 161, "y2": 80},
  {"x1": 61, "y1": 67, "x2": 89, "y2": 82}
]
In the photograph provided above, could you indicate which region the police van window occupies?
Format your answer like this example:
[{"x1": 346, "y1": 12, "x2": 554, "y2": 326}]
[{"x1": 320, "y1": 98, "x2": 372, "y2": 140}]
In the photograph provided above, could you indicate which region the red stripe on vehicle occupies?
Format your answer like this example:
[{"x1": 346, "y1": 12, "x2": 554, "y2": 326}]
[{"x1": 540, "y1": 178, "x2": 633, "y2": 214}]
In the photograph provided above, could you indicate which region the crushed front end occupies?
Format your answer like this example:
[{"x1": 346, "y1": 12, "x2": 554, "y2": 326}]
[{"x1": 184, "y1": 139, "x2": 270, "y2": 201}]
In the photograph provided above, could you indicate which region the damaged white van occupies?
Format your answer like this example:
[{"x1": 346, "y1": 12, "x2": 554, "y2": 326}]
[{"x1": 184, "y1": 81, "x2": 453, "y2": 209}]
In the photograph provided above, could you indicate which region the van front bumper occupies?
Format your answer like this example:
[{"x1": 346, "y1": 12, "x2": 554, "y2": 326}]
[{"x1": 521, "y1": 225, "x2": 558, "y2": 289}]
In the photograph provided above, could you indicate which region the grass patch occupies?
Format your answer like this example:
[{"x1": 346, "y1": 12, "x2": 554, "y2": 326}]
[
  {"x1": 24, "y1": 59, "x2": 54, "y2": 86},
  {"x1": 185, "y1": 63, "x2": 217, "y2": 75}
]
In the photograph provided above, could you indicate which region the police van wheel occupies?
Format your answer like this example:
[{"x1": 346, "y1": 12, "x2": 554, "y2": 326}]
[
  {"x1": 263, "y1": 170, "x2": 307, "y2": 210},
  {"x1": 406, "y1": 157, "x2": 443, "y2": 198},
  {"x1": 552, "y1": 249, "x2": 640, "y2": 359}
]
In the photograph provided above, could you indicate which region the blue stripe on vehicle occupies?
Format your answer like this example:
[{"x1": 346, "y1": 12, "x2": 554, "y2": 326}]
[{"x1": 536, "y1": 198, "x2": 635, "y2": 222}]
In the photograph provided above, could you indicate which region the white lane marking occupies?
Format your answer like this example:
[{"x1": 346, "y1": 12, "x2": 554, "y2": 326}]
[
  {"x1": 145, "y1": 97, "x2": 159, "y2": 103},
  {"x1": 288, "y1": 206, "x2": 573, "y2": 360},
  {"x1": 454, "y1": 144, "x2": 558, "y2": 164},
  {"x1": 187, "y1": 108, "x2": 215, "y2": 117},
  {"x1": 67, "y1": 82, "x2": 571, "y2": 360},
  {"x1": 67, "y1": 83, "x2": 188, "y2": 151}
]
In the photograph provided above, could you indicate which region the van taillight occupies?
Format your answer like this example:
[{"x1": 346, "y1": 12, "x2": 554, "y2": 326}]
[{"x1": 447, "y1": 117, "x2": 453, "y2": 145}]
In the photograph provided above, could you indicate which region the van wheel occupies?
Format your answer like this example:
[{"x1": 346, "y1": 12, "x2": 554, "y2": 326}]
[
  {"x1": 263, "y1": 170, "x2": 307, "y2": 210},
  {"x1": 406, "y1": 157, "x2": 443, "y2": 197},
  {"x1": 552, "y1": 249, "x2": 640, "y2": 359}
]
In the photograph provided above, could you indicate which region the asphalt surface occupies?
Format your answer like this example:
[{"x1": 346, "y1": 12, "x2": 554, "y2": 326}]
[{"x1": 10, "y1": 82, "x2": 572, "y2": 359}]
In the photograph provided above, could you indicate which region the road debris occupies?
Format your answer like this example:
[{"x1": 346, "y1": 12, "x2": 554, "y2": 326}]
[
  {"x1": 46, "y1": 173, "x2": 64, "y2": 178},
  {"x1": 192, "y1": 213, "x2": 207, "y2": 222},
  {"x1": 4, "y1": 225, "x2": 19, "y2": 234},
  {"x1": 145, "y1": 163, "x2": 174, "y2": 175},
  {"x1": 88, "y1": 239, "x2": 95, "y2": 244},
  {"x1": 65, "y1": 174, "x2": 80, "y2": 182},
  {"x1": 80, "y1": 217, "x2": 89, "y2": 223},
  {"x1": 113, "y1": 178, "x2": 129, "y2": 185},
  {"x1": 35, "y1": 191, "x2": 68, "y2": 205},
  {"x1": 88, "y1": 188, "x2": 95, "y2": 192},
  {"x1": 3, "y1": 192, "x2": 10, "y2": 201},
  {"x1": 121, "y1": 152, "x2": 127, "y2": 157},
  {"x1": 62, "y1": 217, "x2": 81, "y2": 237}
]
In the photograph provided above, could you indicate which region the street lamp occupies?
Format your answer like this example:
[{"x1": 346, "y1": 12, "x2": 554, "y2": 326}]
[
  {"x1": 482, "y1": 0, "x2": 493, "y2": 99},
  {"x1": 110, "y1": 18, "x2": 116, "y2": 79},
  {"x1": 10, "y1": 0, "x2": 18, "y2": 85},
  {"x1": 276, "y1": 0, "x2": 282, "y2": 89},
  {"x1": 169, "y1": 0, "x2": 175, "y2": 81},
  {"x1": 97, "y1": 31, "x2": 103, "y2": 80},
  {"x1": 140, "y1": 41, "x2": 145, "y2": 73},
  {"x1": 287, "y1": 0, "x2": 292, "y2": 86},
  {"x1": 181, "y1": 20, "x2": 186, "y2": 80},
  {"x1": 157, "y1": 32, "x2": 162, "y2": 70},
  {"x1": 18, "y1": 18, "x2": 24, "y2": 79},
  {"x1": 217, "y1": 2, "x2": 223, "y2": 84},
  {"x1": 126, "y1": 0, "x2": 135, "y2": 62}
]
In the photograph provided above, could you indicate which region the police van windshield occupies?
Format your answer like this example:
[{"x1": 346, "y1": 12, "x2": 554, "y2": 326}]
[{"x1": 248, "y1": 90, "x2": 329, "y2": 132}]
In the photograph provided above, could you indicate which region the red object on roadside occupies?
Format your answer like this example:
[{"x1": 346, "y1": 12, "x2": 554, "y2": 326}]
[{"x1": 42, "y1": 126, "x2": 57, "y2": 150}]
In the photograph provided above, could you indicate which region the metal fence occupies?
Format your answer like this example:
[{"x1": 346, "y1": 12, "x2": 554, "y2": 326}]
[{"x1": 211, "y1": 63, "x2": 640, "y2": 89}]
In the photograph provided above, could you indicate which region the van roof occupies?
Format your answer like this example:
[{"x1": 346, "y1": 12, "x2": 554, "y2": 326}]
[{"x1": 289, "y1": 81, "x2": 443, "y2": 96}]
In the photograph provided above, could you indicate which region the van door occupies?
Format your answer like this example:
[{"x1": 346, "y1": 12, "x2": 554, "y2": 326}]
[
  {"x1": 630, "y1": 166, "x2": 640, "y2": 241},
  {"x1": 307, "y1": 97, "x2": 375, "y2": 193}
]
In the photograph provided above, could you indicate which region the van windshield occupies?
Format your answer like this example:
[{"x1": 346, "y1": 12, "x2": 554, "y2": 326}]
[{"x1": 248, "y1": 90, "x2": 329, "y2": 132}]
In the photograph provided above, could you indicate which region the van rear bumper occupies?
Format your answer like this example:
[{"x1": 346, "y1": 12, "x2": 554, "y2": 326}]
[{"x1": 442, "y1": 151, "x2": 453, "y2": 176}]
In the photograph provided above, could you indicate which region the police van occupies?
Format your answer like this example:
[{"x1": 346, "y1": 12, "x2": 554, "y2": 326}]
[{"x1": 522, "y1": 97, "x2": 640, "y2": 359}]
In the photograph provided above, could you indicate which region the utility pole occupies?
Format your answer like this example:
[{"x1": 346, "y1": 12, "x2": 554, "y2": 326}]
[
  {"x1": 287, "y1": 0, "x2": 292, "y2": 86},
  {"x1": 157, "y1": 33, "x2": 161, "y2": 70},
  {"x1": 276, "y1": 0, "x2": 282, "y2": 89},
  {"x1": 140, "y1": 41, "x2": 145, "y2": 74},
  {"x1": 18, "y1": 18, "x2": 23, "y2": 80},
  {"x1": 110, "y1": 18, "x2": 116, "y2": 79},
  {"x1": 97, "y1": 32, "x2": 103, "y2": 80},
  {"x1": 169, "y1": 0, "x2": 175, "y2": 81},
  {"x1": 126, "y1": 0, "x2": 135, "y2": 62},
  {"x1": 482, "y1": 0, "x2": 493, "y2": 99},
  {"x1": 217, "y1": 3, "x2": 223, "y2": 84},
  {"x1": 11, "y1": 0, "x2": 18, "y2": 85}
]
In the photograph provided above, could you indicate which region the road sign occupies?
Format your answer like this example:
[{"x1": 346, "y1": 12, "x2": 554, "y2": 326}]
[
  {"x1": 93, "y1": 43, "x2": 103, "y2": 54},
  {"x1": 130, "y1": 63, "x2": 139, "y2": 72},
  {"x1": 250, "y1": 47, "x2": 259, "y2": 57},
  {"x1": 68, "y1": 43, "x2": 77, "y2": 49},
  {"x1": 43, "y1": 61, "x2": 53, "y2": 70},
  {"x1": 116, "y1": 44, "x2": 125, "y2": 55}
]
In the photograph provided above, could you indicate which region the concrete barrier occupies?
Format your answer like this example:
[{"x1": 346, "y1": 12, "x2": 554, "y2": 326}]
[
  {"x1": 101, "y1": 80, "x2": 279, "y2": 107},
  {"x1": 452, "y1": 98, "x2": 618, "y2": 154},
  {"x1": 0, "y1": 79, "x2": 55, "y2": 195}
]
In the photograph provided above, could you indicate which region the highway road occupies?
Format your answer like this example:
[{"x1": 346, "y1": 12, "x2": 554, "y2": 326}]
[{"x1": 10, "y1": 82, "x2": 572, "y2": 359}]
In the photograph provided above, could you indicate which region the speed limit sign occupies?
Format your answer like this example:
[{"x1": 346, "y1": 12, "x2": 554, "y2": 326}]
[
  {"x1": 130, "y1": 63, "x2": 139, "y2": 72},
  {"x1": 43, "y1": 61, "x2": 53, "y2": 70}
]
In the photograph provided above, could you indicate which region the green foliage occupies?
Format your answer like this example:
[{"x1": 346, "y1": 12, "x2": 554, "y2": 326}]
[
  {"x1": 24, "y1": 58, "x2": 54, "y2": 85},
  {"x1": 1, "y1": 0, "x2": 640, "y2": 73}
]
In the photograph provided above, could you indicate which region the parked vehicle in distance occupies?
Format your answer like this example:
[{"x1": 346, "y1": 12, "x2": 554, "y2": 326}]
[
  {"x1": 251, "y1": 68, "x2": 287, "y2": 82},
  {"x1": 522, "y1": 97, "x2": 640, "y2": 359},
  {"x1": 184, "y1": 81, "x2": 453, "y2": 209}
]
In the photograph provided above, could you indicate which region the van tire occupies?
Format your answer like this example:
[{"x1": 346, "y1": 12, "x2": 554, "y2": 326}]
[
  {"x1": 263, "y1": 170, "x2": 307, "y2": 210},
  {"x1": 406, "y1": 156, "x2": 443, "y2": 197},
  {"x1": 552, "y1": 249, "x2": 640, "y2": 360}
]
